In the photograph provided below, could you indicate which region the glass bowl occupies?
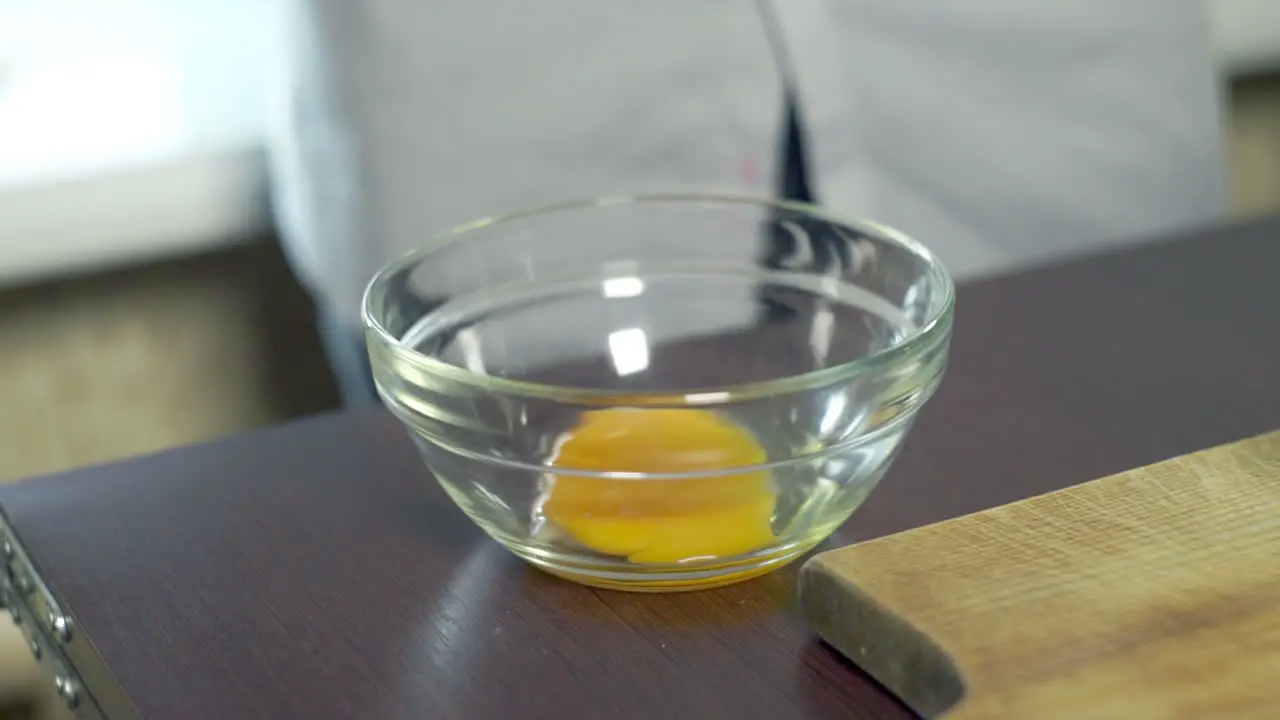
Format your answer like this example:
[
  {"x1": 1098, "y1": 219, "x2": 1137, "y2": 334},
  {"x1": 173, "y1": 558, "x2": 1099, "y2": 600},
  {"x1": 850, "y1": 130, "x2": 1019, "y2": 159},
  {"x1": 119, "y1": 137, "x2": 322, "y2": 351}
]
[{"x1": 363, "y1": 193, "x2": 954, "y2": 592}]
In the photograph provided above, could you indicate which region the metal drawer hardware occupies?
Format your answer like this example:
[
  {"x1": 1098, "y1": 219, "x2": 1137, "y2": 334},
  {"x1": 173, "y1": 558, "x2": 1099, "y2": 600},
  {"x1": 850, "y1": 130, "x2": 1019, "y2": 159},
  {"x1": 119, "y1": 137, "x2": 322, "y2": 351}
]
[
  {"x1": 56, "y1": 674, "x2": 82, "y2": 710},
  {"x1": 0, "y1": 515, "x2": 72, "y2": 645},
  {"x1": 50, "y1": 610, "x2": 73, "y2": 642},
  {"x1": 1, "y1": 514, "x2": 98, "y2": 716}
]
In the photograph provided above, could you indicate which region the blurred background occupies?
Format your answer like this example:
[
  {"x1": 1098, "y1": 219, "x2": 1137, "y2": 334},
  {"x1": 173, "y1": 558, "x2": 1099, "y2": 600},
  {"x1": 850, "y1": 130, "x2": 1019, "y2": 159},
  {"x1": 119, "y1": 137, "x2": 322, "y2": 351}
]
[
  {"x1": 0, "y1": 0, "x2": 1278, "y2": 716},
  {"x1": 0, "y1": 0, "x2": 335, "y2": 489},
  {"x1": 0, "y1": 0, "x2": 1277, "y2": 487}
]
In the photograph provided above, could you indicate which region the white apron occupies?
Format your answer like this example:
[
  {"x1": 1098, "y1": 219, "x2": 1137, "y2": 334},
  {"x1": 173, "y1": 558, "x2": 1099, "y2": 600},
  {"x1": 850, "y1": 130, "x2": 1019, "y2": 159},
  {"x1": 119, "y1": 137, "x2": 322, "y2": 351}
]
[{"x1": 269, "y1": 0, "x2": 1226, "y2": 330}]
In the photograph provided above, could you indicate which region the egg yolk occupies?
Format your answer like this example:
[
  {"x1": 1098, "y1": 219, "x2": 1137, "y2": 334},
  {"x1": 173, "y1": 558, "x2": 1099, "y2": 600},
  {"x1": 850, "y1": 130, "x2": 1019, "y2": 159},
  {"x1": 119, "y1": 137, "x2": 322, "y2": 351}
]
[{"x1": 541, "y1": 408, "x2": 776, "y2": 565}]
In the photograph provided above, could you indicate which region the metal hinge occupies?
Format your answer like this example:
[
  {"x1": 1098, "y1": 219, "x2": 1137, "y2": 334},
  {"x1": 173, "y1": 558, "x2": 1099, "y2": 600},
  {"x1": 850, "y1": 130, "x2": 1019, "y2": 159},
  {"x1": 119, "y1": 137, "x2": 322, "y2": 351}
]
[{"x1": 1, "y1": 515, "x2": 100, "y2": 717}]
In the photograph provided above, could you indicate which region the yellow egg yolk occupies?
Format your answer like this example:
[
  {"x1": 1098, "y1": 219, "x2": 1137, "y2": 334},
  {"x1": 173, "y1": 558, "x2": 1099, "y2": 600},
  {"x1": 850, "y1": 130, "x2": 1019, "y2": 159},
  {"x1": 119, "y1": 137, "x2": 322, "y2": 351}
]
[{"x1": 541, "y1": 408, "x2": 775, "y2": 565}]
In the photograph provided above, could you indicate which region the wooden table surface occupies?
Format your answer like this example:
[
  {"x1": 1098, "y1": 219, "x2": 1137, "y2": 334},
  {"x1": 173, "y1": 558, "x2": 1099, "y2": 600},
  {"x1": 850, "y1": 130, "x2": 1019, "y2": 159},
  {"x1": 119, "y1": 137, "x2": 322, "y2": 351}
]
[{"x1": 3, "y1": 218, "x2": 1279, "y2": 719}]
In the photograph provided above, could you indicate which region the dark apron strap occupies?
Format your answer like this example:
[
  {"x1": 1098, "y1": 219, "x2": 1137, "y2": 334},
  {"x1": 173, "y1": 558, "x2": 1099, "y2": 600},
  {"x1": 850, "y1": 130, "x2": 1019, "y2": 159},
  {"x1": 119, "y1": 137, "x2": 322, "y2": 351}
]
[
  {"x1": 778, "y1": 96, "x2": 817, "y2": 204},
  {"x1": 762, "y1": 58, "x2": 858, "y2": 320}
]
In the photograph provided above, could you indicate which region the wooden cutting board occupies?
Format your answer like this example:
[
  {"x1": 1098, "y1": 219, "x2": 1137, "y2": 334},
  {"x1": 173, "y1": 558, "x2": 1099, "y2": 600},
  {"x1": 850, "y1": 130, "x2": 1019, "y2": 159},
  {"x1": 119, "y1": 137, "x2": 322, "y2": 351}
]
[{"x1": 799, "y1": 430, "x2": 1280, "y2": 719}]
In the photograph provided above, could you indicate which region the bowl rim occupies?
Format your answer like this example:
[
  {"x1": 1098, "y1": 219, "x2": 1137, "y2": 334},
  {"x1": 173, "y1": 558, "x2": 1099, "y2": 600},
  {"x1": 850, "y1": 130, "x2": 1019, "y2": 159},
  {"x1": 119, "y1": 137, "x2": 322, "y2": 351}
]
[{"x1": 362, "y1": 192, "x2": 956, "y2": 403}]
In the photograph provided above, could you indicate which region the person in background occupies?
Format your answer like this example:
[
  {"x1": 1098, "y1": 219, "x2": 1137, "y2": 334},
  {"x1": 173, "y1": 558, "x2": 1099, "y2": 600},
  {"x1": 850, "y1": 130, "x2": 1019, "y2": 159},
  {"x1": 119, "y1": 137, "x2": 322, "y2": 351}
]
[{"x1": 268, "y1": 0, "x2": 1226, "y2": 406}]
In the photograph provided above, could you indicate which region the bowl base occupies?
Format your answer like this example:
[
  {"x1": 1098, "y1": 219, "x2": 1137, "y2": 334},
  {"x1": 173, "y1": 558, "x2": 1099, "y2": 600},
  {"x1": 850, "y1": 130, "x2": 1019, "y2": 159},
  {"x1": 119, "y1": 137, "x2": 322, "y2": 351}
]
[{"x1": 515, "y1": 543, "x2": 815, "y2": 593}]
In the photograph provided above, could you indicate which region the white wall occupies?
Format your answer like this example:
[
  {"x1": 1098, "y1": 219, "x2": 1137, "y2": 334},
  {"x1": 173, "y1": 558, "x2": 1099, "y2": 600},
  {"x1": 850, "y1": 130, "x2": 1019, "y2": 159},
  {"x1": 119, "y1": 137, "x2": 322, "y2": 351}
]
[
  {"x1": 1211, "y1": 0, "x2": 1280, "y2": 74},
  {"x1": 0, "y1": 0, "x2": 278, "y2": 286}
]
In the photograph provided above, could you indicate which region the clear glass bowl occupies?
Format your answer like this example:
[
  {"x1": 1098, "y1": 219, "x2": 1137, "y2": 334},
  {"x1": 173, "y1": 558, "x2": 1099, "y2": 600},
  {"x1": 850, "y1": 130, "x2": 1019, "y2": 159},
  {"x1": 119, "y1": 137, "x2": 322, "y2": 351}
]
[{"x1": 364, "y1": 194, "x2": 954, "y2": 592}]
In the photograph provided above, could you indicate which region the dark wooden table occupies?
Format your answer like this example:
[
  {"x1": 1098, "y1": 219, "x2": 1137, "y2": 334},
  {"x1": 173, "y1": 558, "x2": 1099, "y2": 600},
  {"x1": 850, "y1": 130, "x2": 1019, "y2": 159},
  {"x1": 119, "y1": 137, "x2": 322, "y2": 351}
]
[{"x1": 3, "y1": 218, "x2": 1279, "y2": 719}]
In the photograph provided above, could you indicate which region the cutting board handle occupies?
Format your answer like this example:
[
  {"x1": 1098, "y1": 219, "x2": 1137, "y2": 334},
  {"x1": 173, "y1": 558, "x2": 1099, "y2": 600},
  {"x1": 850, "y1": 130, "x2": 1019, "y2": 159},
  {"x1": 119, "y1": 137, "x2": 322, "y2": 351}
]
[{"x1": 801, "y1": 567, "x2": 965, "y2": 717}]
